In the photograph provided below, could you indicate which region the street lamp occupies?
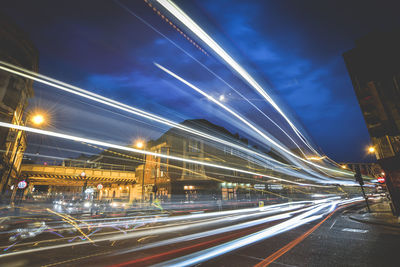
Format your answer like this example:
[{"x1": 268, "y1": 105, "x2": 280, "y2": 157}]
[
  {"x1": 368, "y1": 146, "x2": 375, "y2": 154},
  {"x1": 135, "y1": 141, "x2": 144, "y2": 149},
  {"x1": 31, "y1": 114, "x2": 45, "y2": 126},
  {"x1": 3, "y1": 112, "x2": 47, "y2": 201},
  {"x1": 134, "y1": 140, "x2": 146, "y2": 204}
]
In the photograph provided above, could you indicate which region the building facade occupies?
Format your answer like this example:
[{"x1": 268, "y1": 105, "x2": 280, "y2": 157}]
[
  {"x1": 0, "y1": 14, "x2": 38, "y2": 199},
  {"x1": 137, "y1": 119, "x2": 290, "y2": 202},
  {"x1": 340, "y1": 162, "x2": 383, "y2": 178},
  {"x1": 343, "y1": 29, "x2": 400, "y2": 214}
]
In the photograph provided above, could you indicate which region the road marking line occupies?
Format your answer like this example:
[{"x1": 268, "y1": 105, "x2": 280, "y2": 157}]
[
  {"x1": 41, "y1": 251, "x2": 110, "y2": 267},
  {"x1": 329, "y1": 219, "x2": 337, "y2": 229},
  {"x1": 342, "y1": 228, "x2": 368, "y2": 233},
  {"x1": 236, "y1": 253, "x2": 265, "y2": 261},
  {"x1": 254, "y1": 204, "x2": 352, "y2": 267}
]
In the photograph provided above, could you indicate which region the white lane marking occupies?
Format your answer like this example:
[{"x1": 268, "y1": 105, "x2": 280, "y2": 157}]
[
  {"x1": 342, "y1": 228, "x2": 369, "y2": 233},
  {"x1": 329, "y1": 219, "x2": 337, "y2": 229}
]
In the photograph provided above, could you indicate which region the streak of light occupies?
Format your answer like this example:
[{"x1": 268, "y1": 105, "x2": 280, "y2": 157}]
[
  {"x1": 0, "y1": 201, "x2": 316, "y2": 258},
  {"x1": 156, "y1": 0, "x2": 320, "y2": 155},
  {"x1": 154, "y1": 63, "x2": 353, "y2": 178},
  {"x1": 151, "y1": 199, "x2": 357, "y2": 267},
  {"x1": 0, "y1": 121, "x2": 342, "y2": 187},
  {"x1": 306, "y1": 156, "x2": 328, "y2": 161},
  {"x1": 253, "y1": 203, "x2": 354, "y2": 267},
  {"x1": 109, "y1": 203, "x2": 307, "y2": 242},
  {"x1": 68, "y1": 202, "x2": 313, "y2": 232},
  {"x1": 46, "y1": 209, "x2": 94, "y2": 244},
  {"x1": 114, "y1": 0, "x2": 310, "y2": 158},
  {"x1": 3, "y1": 242, "x2": 19, "y2": 252},
  {"x1": 0, "y1": 61, "x2": 355, "y2": 183},
  {"x1": 112, "y1": 205, "x2": 315, "y2": 256},
  {"x1": 0, "y1": 61, "x2": 300, "y2": 176}
]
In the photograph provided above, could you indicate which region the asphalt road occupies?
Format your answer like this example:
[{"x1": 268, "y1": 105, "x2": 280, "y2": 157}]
[
  {"x1": 199, "y1": 204, "x2": 400, "y2": 267},
  {"x1": 1, "y1": 199, "x2": 399, "y2": 267}
]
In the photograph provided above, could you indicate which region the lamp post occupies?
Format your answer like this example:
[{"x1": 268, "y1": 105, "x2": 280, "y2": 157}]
[
  {"x1": 4, "y1": 112, "x2": 46, "y2": 204},
  {"x1": 368, "y1": 146, "x2": 375, "y2": 154},
  {"x1": 135, "y1": 140, "x2": 146, "y2": 205}
]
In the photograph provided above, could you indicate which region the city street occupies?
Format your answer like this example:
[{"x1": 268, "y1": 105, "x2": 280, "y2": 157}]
[
  {"x1": 1, "y1": 0, "x2": 400, "y2": 265},
  {"x1": 1, "y1": 199, "x2": 398, "y2": 266},
  {"x1": 200, "y1": 203, "x2": 400, "y2": 267}
]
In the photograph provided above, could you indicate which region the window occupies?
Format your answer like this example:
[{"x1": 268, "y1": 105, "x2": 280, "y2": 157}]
[
  {"x1": 188, "y1": 139, "x2": 200, "y2": 152},
  {"x1": 187, "y1": 163, "x2": 200, "y2": 174}
]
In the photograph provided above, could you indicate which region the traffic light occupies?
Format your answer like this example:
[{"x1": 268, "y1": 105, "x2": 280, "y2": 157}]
[{"x1": 354, "y1": 165, "x2": 364, "y2": 185}]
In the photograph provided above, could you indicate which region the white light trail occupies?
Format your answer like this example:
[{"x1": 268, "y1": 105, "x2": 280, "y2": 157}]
[
  {"x1": 113, "y1": 0, "x2": 309, "y2": 158},
  {"x1": 0, "y1": 201, "x2": 316, "y2": 258},
  {"x1": 155, "y1": 63, "x2": 353, "y2": 178},
  {"x1": 0, "y1": 61, "x2": 354, "y2": 182},
  {"x1": 156, "y1": 0, "x2": 320, "y2": 156},
  {"x1": 155, "y1": 198, "x2": 363, "y2": 267},
  {"x1": 154, "y1": 197, "x2": 363, "y2": 267},
  {"x1": 153, "y1": 202, "x2": 336, "y2": 267},
  {"x1": 0, "y1": 121, "x2": 339, "y2": 187},
  {"x1": 0, "y1": 61, "x2": 303, "y2": 176}
]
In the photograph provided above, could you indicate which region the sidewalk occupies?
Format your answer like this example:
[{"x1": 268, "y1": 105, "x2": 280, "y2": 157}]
[{"x1": 349, "y1": 198, "x2": 400, "y2": 228}]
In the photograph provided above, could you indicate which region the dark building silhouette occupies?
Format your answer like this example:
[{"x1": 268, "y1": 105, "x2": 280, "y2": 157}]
[
  {"x1": 0, "y1": 14, "x2": 38, "y2": 198},
  {"x1": 343, "y1": 29, "x2": 400, "y2": 215}
]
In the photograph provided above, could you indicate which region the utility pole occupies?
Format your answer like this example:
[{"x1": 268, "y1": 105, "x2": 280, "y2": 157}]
[
  {"x1": 354, "y1": 165, "x2": 371, "y2": 212},
  {"x1": 141, "y1": 153, "x2": 146, "y2": 204}
]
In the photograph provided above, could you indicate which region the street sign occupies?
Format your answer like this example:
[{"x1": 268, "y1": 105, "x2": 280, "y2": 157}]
[
  {"x1": 268, "y1": 184, "x2": 283, "y2": 190},
  {"x1": 377, "y1": 176, "x2": 385, "y2": 183},
  {"x1": 254, "y1": 184, "x2": 266, "y2": 189},
  {"x1": 17, "y1": 180, "x2": 27, "y2": 189},
  {"x1": 97, "y1": 183, "x2": 103, "y2": 190}
]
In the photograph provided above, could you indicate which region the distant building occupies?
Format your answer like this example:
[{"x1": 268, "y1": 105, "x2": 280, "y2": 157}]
[
  {"x1": 339, "y1": 162, "x2": 383, "y2": 178},
  {"x1": 343, "y1": 29, "x2": 400, "y2": 215},
  {"x1": 0, "y1": 14, "x2": 38, "y2": 197},
  {"x1": 137, "y1": 119, "x2": 294, "y2": 202}
]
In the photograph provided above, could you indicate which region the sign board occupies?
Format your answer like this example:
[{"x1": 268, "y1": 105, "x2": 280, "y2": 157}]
[
  {"x1": 254, "y1": 184, "x2": 266, "y2": 189},
  {"x1": 85, "y1": 188, "x2": 94, "y2": 194},
  {"x1": 97, "y1": 184, "x2": 103, "y2": 190},
  {"x1": 377, "y1": 177, "x2": 385, "y2": 183},
  {"x1": 259, "y1": 201, "x2": 264, "y2": 207},
  {"x1": 268, "y1": 184, "x2": 283, "y2": 190},
  {"x1": 18, "y1": 180, "x2": 27, "y2": 189}
]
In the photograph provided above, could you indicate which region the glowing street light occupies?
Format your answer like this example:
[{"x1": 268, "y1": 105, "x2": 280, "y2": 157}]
[
  {"x1": 341, "y1": 165, "x2": 347, "y2": 169},
  {"x1": 135, "y1": 140, "x2": 144, "y2": 149},
  {"x1": 31, "y1": 114, "x2": 45, "y2": 125},
  {"x1": 134, "y1": 139, "x2": 146, "y2": 204},
  {"x1": 368, "y1": 146, "x2": 375, "y2": 153}
]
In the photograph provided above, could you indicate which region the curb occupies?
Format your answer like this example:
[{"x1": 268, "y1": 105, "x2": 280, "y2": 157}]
[{"x1": 349, "y1": 215, "x2": 400, "y2": 229}]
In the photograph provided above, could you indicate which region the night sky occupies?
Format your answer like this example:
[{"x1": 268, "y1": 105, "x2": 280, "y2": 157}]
[{"x1": 2, "y1": 0, "x2": 400, "y2": 162}]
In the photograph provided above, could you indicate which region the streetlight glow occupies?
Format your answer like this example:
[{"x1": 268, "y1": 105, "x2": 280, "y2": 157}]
[
  {"x1": 31, "y1": 114, "x2": 45, "y2": 125},
  {"x1": 135, "y1": 141, "x2": 144, "y2": 149},
  {"x1": 368, "y1": 146, "x2": 375, "y2": 153}
]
